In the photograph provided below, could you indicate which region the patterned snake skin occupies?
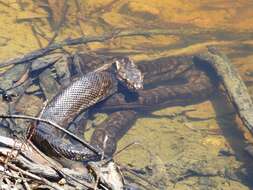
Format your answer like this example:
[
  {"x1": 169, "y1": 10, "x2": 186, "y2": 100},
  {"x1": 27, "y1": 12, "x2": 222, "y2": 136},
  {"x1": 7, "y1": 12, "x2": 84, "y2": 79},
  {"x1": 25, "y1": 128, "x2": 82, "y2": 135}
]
[
  {"x1": 31, "y1": 58, "x2": 143, "y2": 161},
  {"x1": 81, "y1": 55, "x2": 216, "y2": 156}
]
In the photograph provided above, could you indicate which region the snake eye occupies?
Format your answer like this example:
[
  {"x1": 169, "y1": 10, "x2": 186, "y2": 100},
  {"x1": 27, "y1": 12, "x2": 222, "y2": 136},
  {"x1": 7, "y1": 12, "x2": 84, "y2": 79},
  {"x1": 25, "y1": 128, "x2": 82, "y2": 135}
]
[{"x1": 2, "y1": 93, "x2": 12, "y2": 102}]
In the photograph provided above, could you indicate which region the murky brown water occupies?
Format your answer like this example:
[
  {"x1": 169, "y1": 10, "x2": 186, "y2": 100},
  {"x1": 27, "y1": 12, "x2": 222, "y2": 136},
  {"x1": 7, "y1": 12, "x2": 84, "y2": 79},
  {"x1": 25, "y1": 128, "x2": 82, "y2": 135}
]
[{"x1": 1, "y1": 1, "x2": 253, "y2": 189}]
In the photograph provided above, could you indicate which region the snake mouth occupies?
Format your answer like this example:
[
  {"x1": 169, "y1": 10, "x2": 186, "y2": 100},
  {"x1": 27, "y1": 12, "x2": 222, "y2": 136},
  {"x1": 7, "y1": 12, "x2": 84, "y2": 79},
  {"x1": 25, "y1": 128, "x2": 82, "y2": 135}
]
[
  {"x1": 114, "y1": 58, "x2": 143, "y2": 91},
  {"x1": 117, "y1": 74, "x2": 143, "y2": 91},
  {"x1": 134, "y1": 82, "x2": 144, "y2": 90},
  {"x1": 131, "y1": 82, "x2": 143, "y2": 90}
]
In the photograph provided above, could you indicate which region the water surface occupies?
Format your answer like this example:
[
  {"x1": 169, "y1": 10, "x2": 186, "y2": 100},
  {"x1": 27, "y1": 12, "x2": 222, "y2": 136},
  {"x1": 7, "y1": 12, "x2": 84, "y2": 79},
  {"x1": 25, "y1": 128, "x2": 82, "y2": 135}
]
[{"x1": 1, "y1": 1, "x2": 253, "y2": 189}]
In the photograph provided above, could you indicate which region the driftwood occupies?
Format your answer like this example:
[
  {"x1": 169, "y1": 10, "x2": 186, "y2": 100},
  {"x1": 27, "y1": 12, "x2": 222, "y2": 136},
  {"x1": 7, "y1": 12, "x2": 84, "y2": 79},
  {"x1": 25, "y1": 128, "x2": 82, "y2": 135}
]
[
  {"x1": 0, "y1": 136, "x2": 92, "y2": 190},
  {"x1": 0, "y1": 134, "x2": 129, "y2": 190},
  {"x1": 195, "y1": 48, "x2": 253, "y2": 157},
  {"x1": 0, "y1": 114, "x2": 101, "y2": 155},
  {"x1": 0, "y1": 114, "x2": 128, "y2": 189},
  {"x1": 195, "y1": 47, "x2": 253, "y2": 136}
]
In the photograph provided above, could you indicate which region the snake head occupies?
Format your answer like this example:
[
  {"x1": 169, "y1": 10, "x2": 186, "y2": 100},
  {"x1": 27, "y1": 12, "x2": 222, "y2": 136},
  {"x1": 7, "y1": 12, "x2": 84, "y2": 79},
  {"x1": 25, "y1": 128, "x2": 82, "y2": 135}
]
[{"x1": 114, "y1": 57, "x2": 143, "y2": 90}]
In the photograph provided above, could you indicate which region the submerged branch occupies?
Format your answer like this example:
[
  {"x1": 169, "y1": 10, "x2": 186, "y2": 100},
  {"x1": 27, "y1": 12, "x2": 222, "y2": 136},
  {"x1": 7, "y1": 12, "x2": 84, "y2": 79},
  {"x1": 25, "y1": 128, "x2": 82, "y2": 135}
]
[
  {"x1": 195, "y1": 47, "x2": 253, "y2": 136},
  {"x1": 0, "y1": 28, "x2": 201, "y2": 68},
  {"x1": 0, "y1": 156, "x2": 64, "y2": 190},
  {"x1": 0, "y1": 114, "x2": 101, "y2": 155}
]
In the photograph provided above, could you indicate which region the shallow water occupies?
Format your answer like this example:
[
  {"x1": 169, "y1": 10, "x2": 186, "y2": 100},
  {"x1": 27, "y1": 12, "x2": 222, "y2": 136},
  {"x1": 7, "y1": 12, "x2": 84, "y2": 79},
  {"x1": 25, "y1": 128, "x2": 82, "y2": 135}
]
[{"x1": 1, "y1": 1, "x2": 253, "y2": 189}]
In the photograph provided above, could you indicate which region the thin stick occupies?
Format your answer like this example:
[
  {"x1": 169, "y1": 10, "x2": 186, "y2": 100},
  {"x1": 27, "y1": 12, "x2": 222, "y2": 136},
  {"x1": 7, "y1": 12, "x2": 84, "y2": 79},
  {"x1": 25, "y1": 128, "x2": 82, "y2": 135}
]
[
  {"x1": 0, "y1": 114, "x2": 101, "y2": 155},
  {"x1": 121, "y1": 166, "x2": 159, "y2": 189},
  {"x1": 0, "y1": 28, "x2": 203, "y2": 68},
  {"x1": 27, "y1": 141, "x2": 95, "y2": 189},
  {"x1": 20, "y1": 173, "x2": 31, "y2": 190},
  {"x1": 74, "y1": 0, "x2": 93, "y2": 53},
  {"x1": 113, "y1": 142, "x2": 139, "y2": 157},
  {"x1": 30, "y1": 24, "x2": 43, "y2": 48},
  {"x1": 48, "y1": 0, "x2": 68, "y2": 46},
  {"x1": 0, "y1": 157, "x2": 63, "y2": 190},
  {"x1": 0, "y1": 1, "x2": 17, "y2": 10}
]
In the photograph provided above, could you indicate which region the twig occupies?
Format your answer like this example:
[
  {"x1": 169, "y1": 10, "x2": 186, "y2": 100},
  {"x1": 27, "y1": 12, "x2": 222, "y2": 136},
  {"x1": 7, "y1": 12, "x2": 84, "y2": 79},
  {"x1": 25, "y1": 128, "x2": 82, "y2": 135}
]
[
  {"x1": 26, "y1": 141, "x2": 95, "y2": 189},
  {"x1": 12, "y1": 62, "x2": 31, "y2": 88},
  {"x1": 0, "y1": 138, "x2": 94, "y2": 189},
  {"x1": 0, "y1": 114, "x2": 101, "y2": 155},
  {"x1": 74, "y1": 0, "x2": 93, "y2": 53},
  {"x1": 0, "y1": 157, "x2": 63, "y2": 190},
  {"x1": 1, "y1": 171, "x2": 16, "y2": 189},
  {"x1": 0, "y1": 1, "x2": 17, "y2": 10},
  {"x1": 20, "y1": 173, "x2": 31, "y2": 190},
  {"x1": 121, "y1": 166, "x2": 159, "y2": 189},
  {"x1": 32, "y1": 22, "x2": 51, "y2": 41},
  {"x1": 48, "y1": 0, "x2": 68, "y2": 46},
  {"x1": 0, "y1": 28, "x2": 202, "y2": 68},
  {"x1": 113, "y1": 142, "x2": 139, "y2": 158},
  {"x1": 88, "y1": 0, "x2": 120, "y2": 16},
  {"x1": 30, "y1": 24, "x2": 43, "y2": 48}
]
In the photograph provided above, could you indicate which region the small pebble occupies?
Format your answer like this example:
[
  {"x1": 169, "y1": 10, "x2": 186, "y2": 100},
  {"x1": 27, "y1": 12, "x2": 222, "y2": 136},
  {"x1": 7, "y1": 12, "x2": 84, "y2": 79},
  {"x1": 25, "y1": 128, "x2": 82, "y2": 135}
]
[{"x1": 58, "y1": 178, "x2": 66, "y2": 185}]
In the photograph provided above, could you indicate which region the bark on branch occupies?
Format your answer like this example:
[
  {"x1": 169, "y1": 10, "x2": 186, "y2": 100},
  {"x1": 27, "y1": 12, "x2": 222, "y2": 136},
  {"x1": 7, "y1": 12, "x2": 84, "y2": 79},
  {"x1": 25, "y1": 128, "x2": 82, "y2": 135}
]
[{"x1": 195, "y1": 47, "x2": 253, "y2": 136}]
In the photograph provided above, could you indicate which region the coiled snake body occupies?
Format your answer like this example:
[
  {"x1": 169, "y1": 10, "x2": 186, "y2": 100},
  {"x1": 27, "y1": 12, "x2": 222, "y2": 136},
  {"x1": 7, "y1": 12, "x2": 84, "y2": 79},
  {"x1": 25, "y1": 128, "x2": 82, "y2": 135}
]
[{"x1": 30, "y1": 58, "x2": 143, "y2": 161}]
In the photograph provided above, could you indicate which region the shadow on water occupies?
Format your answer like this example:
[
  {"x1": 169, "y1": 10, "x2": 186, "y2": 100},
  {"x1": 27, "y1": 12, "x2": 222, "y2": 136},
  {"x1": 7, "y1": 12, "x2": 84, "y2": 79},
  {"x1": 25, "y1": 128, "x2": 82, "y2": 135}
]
[
  {"x1": 194, "y1": 57, "x2": 253, "y2": 187},
  {"x1": 211, "y1": 94, "x2": 253, "y2": 187}
]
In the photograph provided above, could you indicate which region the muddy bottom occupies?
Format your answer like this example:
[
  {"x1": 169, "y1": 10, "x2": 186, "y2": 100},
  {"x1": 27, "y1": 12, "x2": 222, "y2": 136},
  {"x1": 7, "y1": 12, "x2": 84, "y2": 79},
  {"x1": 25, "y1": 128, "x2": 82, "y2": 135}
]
[
  {"x1": 1, "y1": 1, "x2": 253, "y2": 189},
  {"x1": 110, "y1": 93, "x2": 253, "y2": 189}
]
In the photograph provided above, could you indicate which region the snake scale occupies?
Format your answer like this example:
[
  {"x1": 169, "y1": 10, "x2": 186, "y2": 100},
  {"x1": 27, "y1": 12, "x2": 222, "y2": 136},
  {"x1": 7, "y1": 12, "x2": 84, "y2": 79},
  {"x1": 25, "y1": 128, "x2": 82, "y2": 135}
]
[
  {"x1": 31, "y1": 53, "x2": 217, "y2": 160},
  {"x1": 30, "y1": 57, "x2": 143, "y2": 161},
  {"x1": 78, "y1": 54, "x2": 217, "y2": 156}
]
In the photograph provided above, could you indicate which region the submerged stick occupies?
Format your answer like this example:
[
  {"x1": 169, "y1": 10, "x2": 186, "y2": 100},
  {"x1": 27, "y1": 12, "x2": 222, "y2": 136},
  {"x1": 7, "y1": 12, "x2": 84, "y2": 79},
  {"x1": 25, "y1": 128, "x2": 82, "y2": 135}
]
[
  {"x1": 0, "y1": 114, "x2": 101, "y2": 155},
  {"x1": 0, "y1": 29, "x2": 201, "y2": 68},
  {"x1": 0, "y1": 157, "x2": 64, "y2": 190},
  {"x1": 195, "y1": 47, "x2": 253, "y2": 135}
]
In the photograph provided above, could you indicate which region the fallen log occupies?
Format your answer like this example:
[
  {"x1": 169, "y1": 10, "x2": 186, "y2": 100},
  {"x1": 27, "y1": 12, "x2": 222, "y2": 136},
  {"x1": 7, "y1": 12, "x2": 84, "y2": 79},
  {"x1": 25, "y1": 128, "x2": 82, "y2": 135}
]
[
  {"x1": 0, "y1": 135, "x2": 94, "y2": 189},
  {"x1": 195, "y1": 47, "x2": 253, "y2": 136}
]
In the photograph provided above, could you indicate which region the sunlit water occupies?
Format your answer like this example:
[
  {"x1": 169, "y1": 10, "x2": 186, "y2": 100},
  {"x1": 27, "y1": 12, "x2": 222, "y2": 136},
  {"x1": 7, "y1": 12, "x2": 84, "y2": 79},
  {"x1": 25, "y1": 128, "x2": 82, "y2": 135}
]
[{"x1": 1, "y1": 1, "x2": 253, "y2": 189}]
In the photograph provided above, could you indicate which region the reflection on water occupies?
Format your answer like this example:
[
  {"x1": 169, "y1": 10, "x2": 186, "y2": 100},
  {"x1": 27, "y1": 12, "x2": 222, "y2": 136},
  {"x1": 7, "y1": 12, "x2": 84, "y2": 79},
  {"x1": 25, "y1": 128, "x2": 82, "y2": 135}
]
[{"x1": 1, "y1": 1, "x2": 253, "y2": 189}]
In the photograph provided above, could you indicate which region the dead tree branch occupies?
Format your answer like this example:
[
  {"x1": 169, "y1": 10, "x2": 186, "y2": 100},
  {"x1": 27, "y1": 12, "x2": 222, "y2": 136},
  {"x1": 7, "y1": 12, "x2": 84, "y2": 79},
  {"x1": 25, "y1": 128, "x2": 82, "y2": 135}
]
[
  {"x1": 0, "y1": 114, "x2": 101, "y2": 155},
  {"x1": 0, "y1": 28, "x2": 202, "y2": 68},
  {"x1": 195, "y1": 47, "x2": 253, "y2": 136}
]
